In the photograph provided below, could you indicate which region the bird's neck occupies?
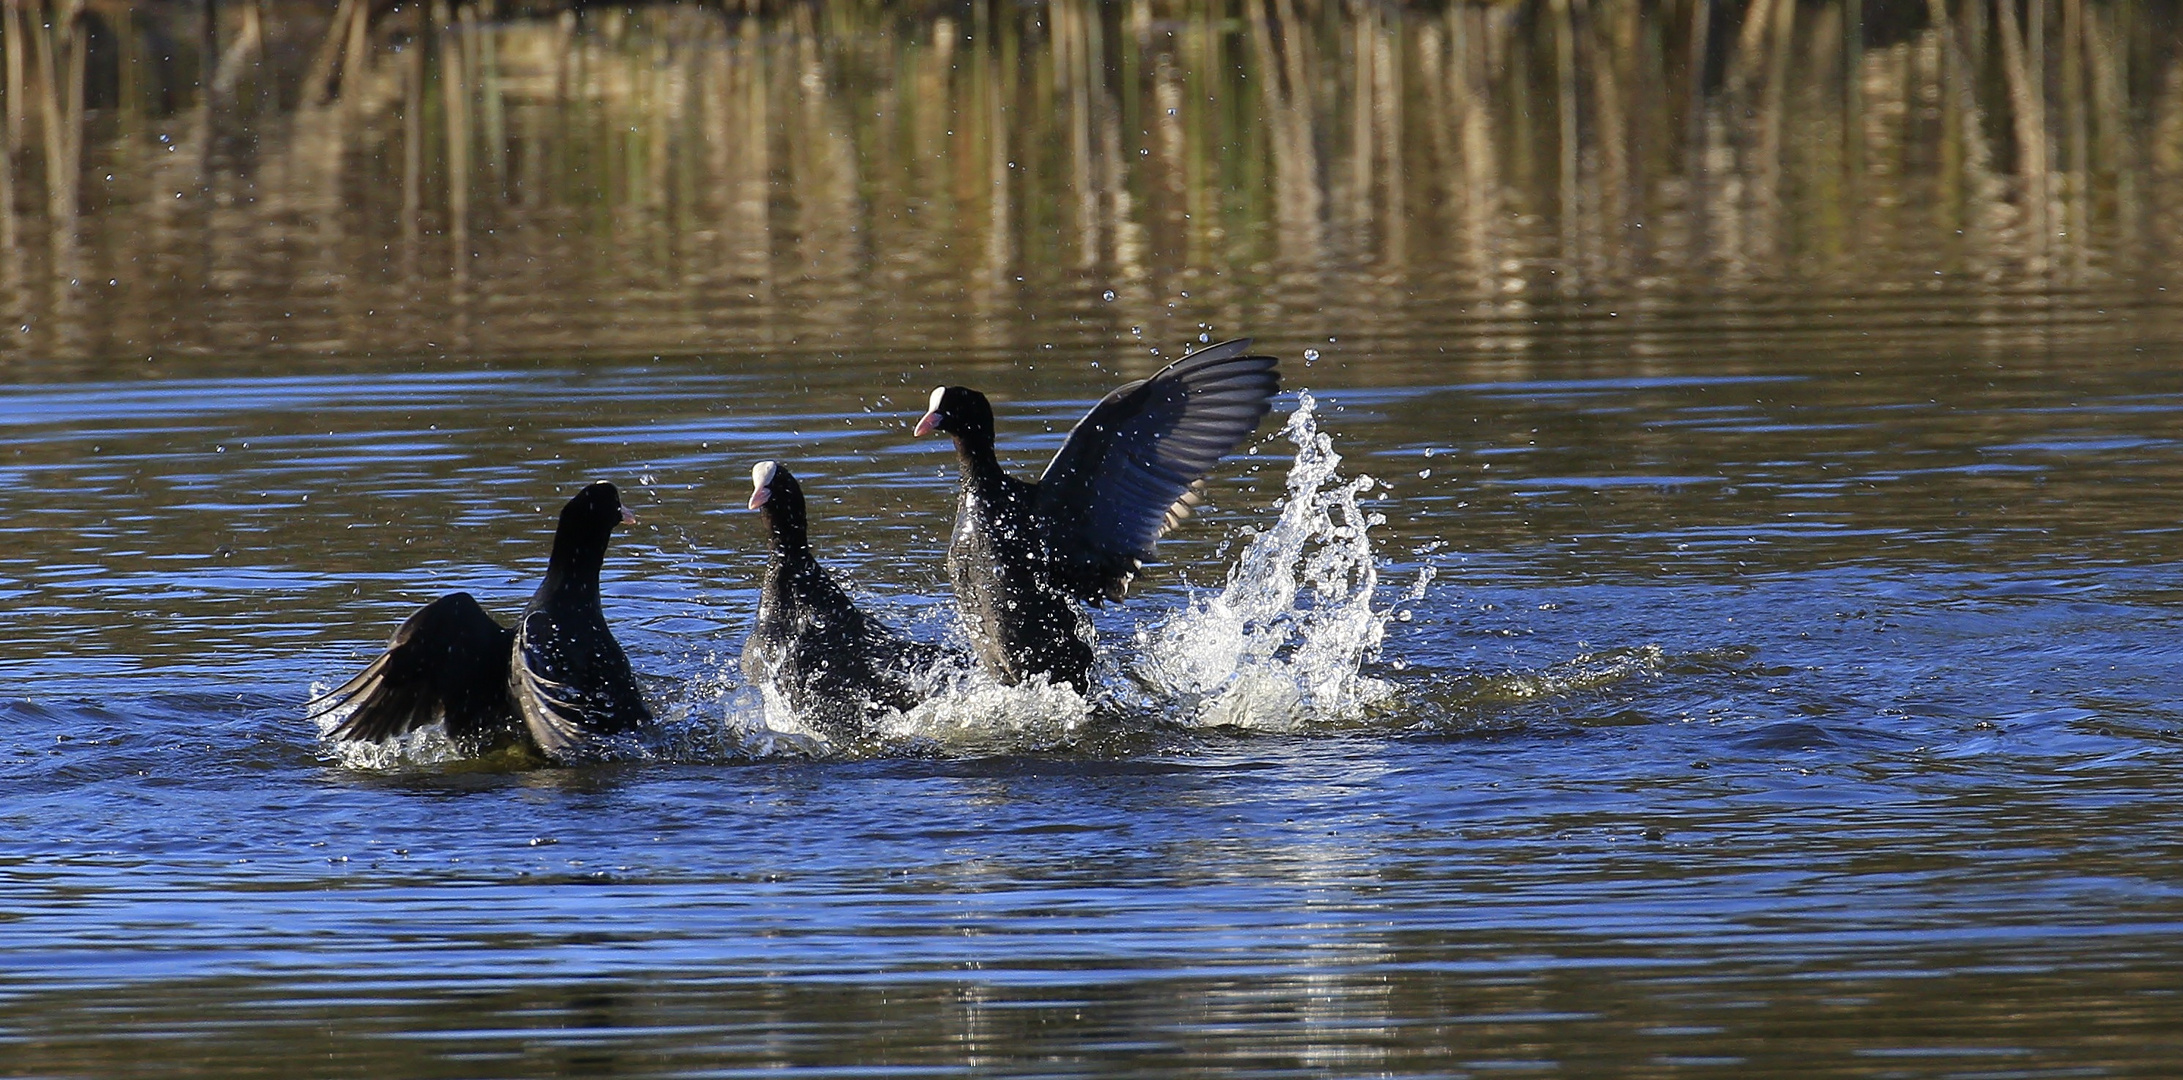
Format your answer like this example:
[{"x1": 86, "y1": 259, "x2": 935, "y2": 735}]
[
  {"x1": 767, "y1": 543, "x2": 832, "y2": 593},
  {"x1": 763, "y1": 507, "x2": 835, "y2": 607},
  {"x1": 537, "y1": 535, "x2": 607, "y2": 607},
  {"x1": 952, "y1": 429, "x2": 1004, "y2": 488},
  {"x1": 764, "y1": 506, "x2": 811, "y2": 559}
]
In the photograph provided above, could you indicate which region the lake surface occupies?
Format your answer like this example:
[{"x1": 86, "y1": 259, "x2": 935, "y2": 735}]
[{"x1": 6, "y1": 2, "x2": 2183, "y2": 1076}]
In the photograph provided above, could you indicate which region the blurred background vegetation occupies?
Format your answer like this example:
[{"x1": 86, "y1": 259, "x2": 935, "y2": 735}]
[{"x1": 2, "y1": 0, "x2": 2180, "y2": 371}]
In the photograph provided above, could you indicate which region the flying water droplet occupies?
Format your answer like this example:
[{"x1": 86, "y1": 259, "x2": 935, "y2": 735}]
[{"x1": 1134, "y1": 391, "x2": 1400, "y2": 730}]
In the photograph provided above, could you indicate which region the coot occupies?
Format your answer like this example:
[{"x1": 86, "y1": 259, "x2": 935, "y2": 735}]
[
  {"x1": 914, "y1": 338, "x2": 1280, "y2": 689},
  {"x1": 742, "y1": 461, "x2": 938, "y2": 736},
  {"x1": 307, "y1": 480, "x2": 653, "y2": 761}
]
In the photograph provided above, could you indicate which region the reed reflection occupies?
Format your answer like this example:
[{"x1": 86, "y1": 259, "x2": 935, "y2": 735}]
[{"x1": 0, "y1": 0, "x2": 2178, "y2": 371}]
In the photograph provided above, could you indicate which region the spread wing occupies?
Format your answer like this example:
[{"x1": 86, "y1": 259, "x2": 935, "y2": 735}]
[
  {"x1": 511, "y1": 609, "x2": 652, "y2": 760},
  {"x1": 308, "y1": 592, "x2": 518, "y2": 747},
  {"x1": 1034, "y1": 338, "x2": 1280, "y2": 601}
]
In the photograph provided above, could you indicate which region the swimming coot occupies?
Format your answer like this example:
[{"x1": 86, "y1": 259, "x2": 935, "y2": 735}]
[
  {"x1": 741, "y1": 461, "x2": 938, "y2": 736},
  {"x1": 307, "y1": 480, "x2": 653, "y2": 761},
  {"x1": 914, "y1": 338, "x2": 1280, "y2": 689}
]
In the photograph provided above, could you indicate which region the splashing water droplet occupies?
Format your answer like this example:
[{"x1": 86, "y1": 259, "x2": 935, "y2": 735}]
[
  {"x1": 1134, "y1": 391, "x2": 1398, "y2": 731},
  {"x1": 1102, "y1": 289, "x2": 1117, "y2": 302},
  {"x1": 1303, "y1": 348, "x2": 1320, "y2": 365}
]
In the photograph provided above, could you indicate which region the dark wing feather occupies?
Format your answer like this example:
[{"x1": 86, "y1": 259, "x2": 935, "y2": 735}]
[
  {"x1": 511, "y1": 609, "x2": 651, "y2": 760},
  {"x1": 1034, "y1": 338, "x2": 1280, "y2": 601},
  {"x1": 309, "y1": 592, "x2": 518, "y2": 747}
]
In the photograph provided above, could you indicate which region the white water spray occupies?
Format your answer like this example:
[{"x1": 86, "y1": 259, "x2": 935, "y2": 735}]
[{"x1": 1134, "y1": 391, "x2": 1412, "y2": 731}]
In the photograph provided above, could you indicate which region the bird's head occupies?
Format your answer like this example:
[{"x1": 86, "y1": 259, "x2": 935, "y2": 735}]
[
  {"x1": 563, "y1": 480, "x2": 636, "y2": 534},
  {"x1": 913, "y1": 385, "x2": 994, "y2": 441},
  {"x1": 747, "y1": 459, "x2": 804, "y2": 512}
]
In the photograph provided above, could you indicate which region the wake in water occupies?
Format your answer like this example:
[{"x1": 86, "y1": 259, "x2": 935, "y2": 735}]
[{"x1": 316, "y1": 393, "x2": 1423, "y2": 767}]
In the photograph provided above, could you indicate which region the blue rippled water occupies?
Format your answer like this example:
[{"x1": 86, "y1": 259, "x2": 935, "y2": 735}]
[
  {"x1": 9, "y1": 1, "x2": 2183, "y2": 1073},
  {"x1": 5, "y1": 335, "x2": 2183, "y2": 1077}
]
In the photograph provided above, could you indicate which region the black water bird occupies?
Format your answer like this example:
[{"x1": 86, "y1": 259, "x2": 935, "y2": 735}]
[
  {"x1": 914, "y1": 338, "x2": 1281, "y2": 690},
  {"x1": 308, "y1": 480, "x2": 654, "y2": 761},
  {"x1": 742, "y1": 461, "x2": 939, "y2": 735}
]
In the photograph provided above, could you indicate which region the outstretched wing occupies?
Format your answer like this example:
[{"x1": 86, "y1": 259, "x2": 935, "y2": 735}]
[
  {"x1": 510, "y1": 610, "x2": 652, "y2": 761},
  {"x1": 309, "y1": 592, "x2": 519, "y2": 747},
  {"x1": 1034, "y1": 339, "x2": 1280, "y2": 601}
]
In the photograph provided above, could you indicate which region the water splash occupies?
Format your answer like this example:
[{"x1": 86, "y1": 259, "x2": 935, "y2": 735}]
[
  {"x1": 307, "y1": 682, "x2": 474, "y2": 769},
  {"x1": 653, "y1": 622, "x2": 1095, "y2": 760},
  {"x1": 1133, "y1": 391, "x2": 1408, "y2": 732},
  {"x1": 714, "y1": 682, "x2": 836, "y2": 758},
  {"x1": 871, "y1": 672, "x2": 1093, "y2": 756}
]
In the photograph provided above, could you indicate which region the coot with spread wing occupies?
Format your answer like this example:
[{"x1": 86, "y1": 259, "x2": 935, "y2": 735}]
[
  {"x1": 308, "y1": 480, "x2": 653, "y2": 761},
  {"x1": 914, "y1": 338, "x2": 1280, "y2": 690}
]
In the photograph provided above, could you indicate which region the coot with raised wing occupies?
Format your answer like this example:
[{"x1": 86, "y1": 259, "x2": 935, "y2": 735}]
[
  {"x1": 914, "y1": 338, "x2": 1280, "y2": 690},
  {"x1": 742, "y1": 461, "x2": 938, "y2": 737},
  {"x1": 308, "y1": 480, "x2": 653, "y2": 762}
]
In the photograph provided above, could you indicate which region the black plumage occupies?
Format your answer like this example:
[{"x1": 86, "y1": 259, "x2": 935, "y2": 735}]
[
  {"x1": 914, "y1": 338, "x2": 1280, "y2": 690},
  {"x1": 741, "y1": 461, "x2": 937, "y2": 736},
  {"x1": 307, "y1": 480, "x2": 653, "y2": 761}
]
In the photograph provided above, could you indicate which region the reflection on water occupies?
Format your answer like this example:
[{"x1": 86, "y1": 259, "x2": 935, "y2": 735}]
[
  {"x1": 8, "y1": 2, "x2": 2183, "y2": 1077},
  {"x1": 4, "y1": 0, "x2": 2182, "y2": 370}
]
